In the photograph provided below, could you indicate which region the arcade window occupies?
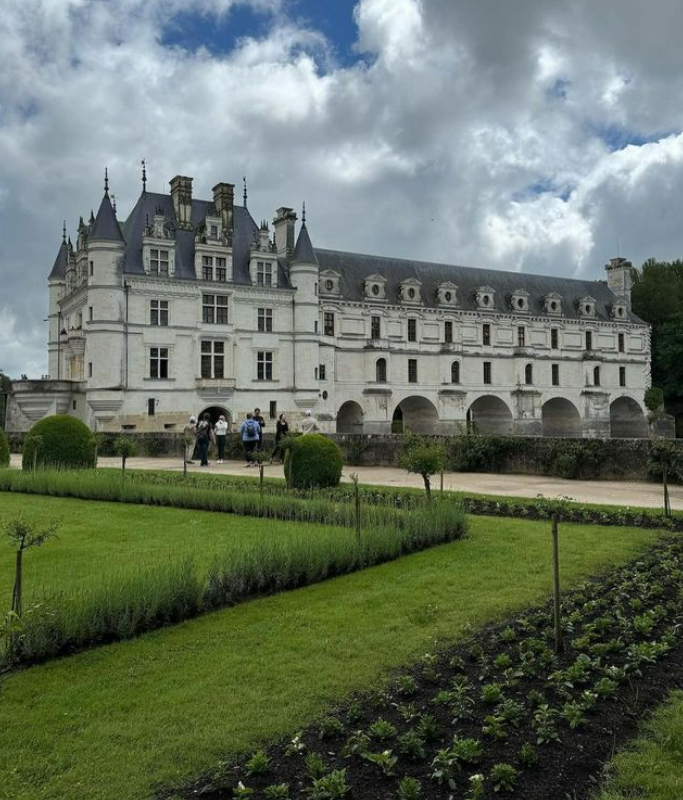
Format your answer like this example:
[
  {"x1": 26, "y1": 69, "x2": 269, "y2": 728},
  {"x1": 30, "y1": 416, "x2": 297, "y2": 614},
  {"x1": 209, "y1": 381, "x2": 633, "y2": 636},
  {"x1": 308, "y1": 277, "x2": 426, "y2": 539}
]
[
  {"x1": 408, "y1": 359, "x2": 418, "y2": 383},
  {"x1": 483, "y1": 361, "x2": 492, "y2": 384},
  {"x1": 483, "y1": 324, "x2": 491, "y2": 346}
]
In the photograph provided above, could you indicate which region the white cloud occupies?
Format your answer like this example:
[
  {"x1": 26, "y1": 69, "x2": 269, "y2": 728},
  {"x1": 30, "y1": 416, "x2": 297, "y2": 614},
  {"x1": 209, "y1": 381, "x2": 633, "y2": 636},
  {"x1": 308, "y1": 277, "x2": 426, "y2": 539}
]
[{"x1": 2, "y1": 0, "x2": 683, "y2": 376}]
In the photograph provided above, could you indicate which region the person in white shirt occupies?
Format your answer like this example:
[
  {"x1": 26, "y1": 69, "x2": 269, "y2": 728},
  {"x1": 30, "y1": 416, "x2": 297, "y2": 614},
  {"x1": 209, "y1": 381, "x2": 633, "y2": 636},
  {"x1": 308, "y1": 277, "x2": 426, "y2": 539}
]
[
  {"x1": 215, "y1": 414, "x2": 229, "y2": 463},
  {"x1": 300, "y1": 410, "x2": 321, "y2": 435}
]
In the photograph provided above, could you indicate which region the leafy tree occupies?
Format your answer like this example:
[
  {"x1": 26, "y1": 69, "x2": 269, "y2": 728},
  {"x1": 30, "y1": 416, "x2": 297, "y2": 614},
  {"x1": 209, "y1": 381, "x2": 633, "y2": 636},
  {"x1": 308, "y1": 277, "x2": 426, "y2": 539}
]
[
  {"x1": 397, "y1": 433, "x2": 447, "y2": 500},
  {"x1": 3, "y1": 515, "x2": 59, "y2": 616},
  {"x1": 113, "y1": 436, "x2": 138, "y2": 480}
]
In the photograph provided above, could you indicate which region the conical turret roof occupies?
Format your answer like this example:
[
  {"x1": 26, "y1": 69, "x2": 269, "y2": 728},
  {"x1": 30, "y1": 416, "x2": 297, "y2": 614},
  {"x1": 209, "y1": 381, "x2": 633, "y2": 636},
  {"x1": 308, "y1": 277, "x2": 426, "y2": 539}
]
[
  {"x1": 48, "y1": 239, "x2": 69, "y2": 280},
  {"x1": 90, "y1": 191, "x2": 125, "y2": 243},
  {"x1": 292, "y1": 222, "x2": 318, "y2": 265}
]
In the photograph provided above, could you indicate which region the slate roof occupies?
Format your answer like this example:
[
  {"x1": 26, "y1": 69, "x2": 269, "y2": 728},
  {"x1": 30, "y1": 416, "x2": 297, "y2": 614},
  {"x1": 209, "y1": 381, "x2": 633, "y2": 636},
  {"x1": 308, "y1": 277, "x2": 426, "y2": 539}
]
[
  {"x1": 90, "y1": 193, "x2": 125, "y2": 243},
  {"x1": 48, "y1": 240, "x2": 69, "y2": 280},
  {"x1": 292, "y1": 222, "x2": 318, "y2": 265},
  {"x1": 315, "y1": 248, "x2": 644, "y2": 324}
]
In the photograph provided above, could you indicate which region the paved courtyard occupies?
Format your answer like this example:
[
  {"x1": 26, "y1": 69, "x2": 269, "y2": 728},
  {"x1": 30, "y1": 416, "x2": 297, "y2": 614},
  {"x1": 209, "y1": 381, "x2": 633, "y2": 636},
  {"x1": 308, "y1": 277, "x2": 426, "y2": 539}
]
[{"x1": 9, "y1": 453, "x2": 681, "y2": 510}]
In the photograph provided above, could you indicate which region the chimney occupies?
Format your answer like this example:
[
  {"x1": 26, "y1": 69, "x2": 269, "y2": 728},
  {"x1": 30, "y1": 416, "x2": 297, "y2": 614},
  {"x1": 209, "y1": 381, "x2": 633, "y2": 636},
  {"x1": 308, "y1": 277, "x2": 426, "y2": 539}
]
[
  {"x1": 605, "y1": 257, "x2": 633, "y2": 311},
  {"x1": 169, "y1": 175, "x2": 193, "y2": 229},
  {"x1": 273, "y1": 207, "x2": 298, "y2": 257},
  {"x1": 212, "y1": 182, "x2": 234, "y2": 238}
]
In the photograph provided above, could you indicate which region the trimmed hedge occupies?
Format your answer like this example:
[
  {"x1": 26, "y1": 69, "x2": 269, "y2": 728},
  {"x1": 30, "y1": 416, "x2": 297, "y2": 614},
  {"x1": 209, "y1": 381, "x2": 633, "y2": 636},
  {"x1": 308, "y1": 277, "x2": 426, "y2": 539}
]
[
  {"x1": 22, "y1": 415, "x2": 97, "y2": 471},
  {"x1": 285, "y1": 434, "x2": 343, "y2": 489},
  {"x1": 0, "y1": 426, "x2": 9, "y2": 468}
]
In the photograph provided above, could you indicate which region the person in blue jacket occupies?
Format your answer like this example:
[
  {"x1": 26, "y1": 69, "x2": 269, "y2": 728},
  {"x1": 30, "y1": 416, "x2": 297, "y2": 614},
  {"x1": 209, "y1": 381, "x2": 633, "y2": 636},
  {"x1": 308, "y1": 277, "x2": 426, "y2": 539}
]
[{"x1": 240, "y1": 412, "x2": 261, "y2": 466}]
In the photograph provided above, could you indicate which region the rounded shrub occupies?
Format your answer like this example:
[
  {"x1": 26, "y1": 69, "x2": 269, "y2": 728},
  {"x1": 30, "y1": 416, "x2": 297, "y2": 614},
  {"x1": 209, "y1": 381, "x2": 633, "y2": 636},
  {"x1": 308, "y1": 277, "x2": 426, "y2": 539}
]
[
  {"x1": 284, "y1": 433, "x2": 343, "y2": 489},
  {"x1": 0, "y1": 426, "x2": 9, "y2": 468},
  {"x1": 22, "y1": 415, "x2": 97, "y2": 471}
]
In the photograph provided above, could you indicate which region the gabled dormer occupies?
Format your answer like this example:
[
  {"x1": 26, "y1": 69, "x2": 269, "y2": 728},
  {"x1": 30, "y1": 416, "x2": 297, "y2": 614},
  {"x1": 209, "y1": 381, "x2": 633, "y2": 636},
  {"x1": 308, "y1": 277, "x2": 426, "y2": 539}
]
[
  {"x1": 249, "y1": 223, "x2": 279, "y2": 287},
  {"x1": 143, "y1": 207, "x2": 176, "y2": 278},
  {"x1": 400, "y1": 277, "x2": 422, "y2": 305},
  {"x1": 610, "y1": 301, "x2": 628, "y2": 321},
  {"x1": 577, "y1": 296, "x2": 597, "y2": 318},
  {"x1": 543, "y1": 292, "x2": 563, "y2": 315},
  {"x1": 364, "y1": 273, "x2": 387, "y2": 301},
  {"x1": 475, "y1": 285, "x2": 495, "y2": 310},
  {"x1": 320, "y1": 269, "x2": 341, "y2": 297},
  {"x1": 510, "y1": 288, "x2": 530, "y2": 313},
  {"x1": 436, "y1": 281, "x2": 458, "y2": 307}
]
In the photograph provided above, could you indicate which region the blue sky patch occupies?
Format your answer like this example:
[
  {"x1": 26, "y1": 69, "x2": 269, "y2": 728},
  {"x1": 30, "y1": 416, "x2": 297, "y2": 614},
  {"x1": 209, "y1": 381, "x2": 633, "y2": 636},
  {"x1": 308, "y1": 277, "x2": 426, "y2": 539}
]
[
  {"x1": 512, "y1": 178, "x2": 573, "y2": 203},
  {"x1": 593, "y1": 123, "x2": 671, "y2": 151},
  {"x1": 547, "y1": 78, "x2": 570, "y2": 100}
]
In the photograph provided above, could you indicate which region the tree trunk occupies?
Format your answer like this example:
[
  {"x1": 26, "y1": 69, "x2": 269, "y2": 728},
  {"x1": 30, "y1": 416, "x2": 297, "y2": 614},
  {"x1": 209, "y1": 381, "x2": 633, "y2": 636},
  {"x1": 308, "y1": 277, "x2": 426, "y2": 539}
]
[
  {"x1": 11, "y1": 548, "x2": 23, "y2": 616},
  {"x1": 423, "y1": 474, "x2": 431, "y2": 500},
  {"x1": 663, "y1": 465, "x2": 671, "y2": 518},
  {"x1": 551, "y1": 514, "x2": 563, "y2": 654}
]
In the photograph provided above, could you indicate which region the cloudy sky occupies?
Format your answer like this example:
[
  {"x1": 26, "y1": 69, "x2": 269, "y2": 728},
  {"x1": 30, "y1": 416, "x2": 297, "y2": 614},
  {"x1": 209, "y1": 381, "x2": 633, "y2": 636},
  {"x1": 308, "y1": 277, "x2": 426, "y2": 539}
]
[{"x1": 2, "y1": 0, "x2": 683, "y2": 377}]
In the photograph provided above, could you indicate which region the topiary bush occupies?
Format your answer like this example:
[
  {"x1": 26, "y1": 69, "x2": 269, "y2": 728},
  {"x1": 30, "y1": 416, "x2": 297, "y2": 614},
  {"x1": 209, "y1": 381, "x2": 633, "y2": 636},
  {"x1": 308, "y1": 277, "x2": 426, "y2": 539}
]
[
  {"x1": 22, "y1": 415, "x2": 97, "y2": 471},
  {"x1": 284, "y1": 433, "x2": 343, "y2": 489},
  {"x1": 0, "y1": 426, "x2": 9, "y2": 468}
]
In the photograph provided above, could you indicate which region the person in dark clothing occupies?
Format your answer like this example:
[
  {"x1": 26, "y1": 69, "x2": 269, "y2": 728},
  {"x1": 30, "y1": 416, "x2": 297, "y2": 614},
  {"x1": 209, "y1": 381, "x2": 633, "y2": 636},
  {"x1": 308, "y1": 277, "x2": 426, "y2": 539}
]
[
  {"x1": 196, "y1": 412, "x2": 213, "y2": 467},
  {"x1": 240, "y1": 412, "x2": 260, "y2": 465},
  {"x1": 270, "y1": 413, "x2": 289, "y2": 464},
  {"x1": 253, "y1": 407, "x2": 265, "y2": 450}
]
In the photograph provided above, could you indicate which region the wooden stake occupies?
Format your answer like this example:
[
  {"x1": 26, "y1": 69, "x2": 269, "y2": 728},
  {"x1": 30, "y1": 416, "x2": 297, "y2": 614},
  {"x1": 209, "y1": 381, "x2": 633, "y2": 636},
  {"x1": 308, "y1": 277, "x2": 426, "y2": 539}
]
[{"x1": 551, "y1": 513, "x2": 563, "y2": 654}]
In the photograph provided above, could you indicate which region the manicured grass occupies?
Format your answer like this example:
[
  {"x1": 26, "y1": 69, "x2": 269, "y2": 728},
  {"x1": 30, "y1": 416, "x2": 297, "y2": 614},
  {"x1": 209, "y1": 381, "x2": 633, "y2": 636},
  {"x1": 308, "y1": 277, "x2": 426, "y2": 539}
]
[
  {"x1": 0, "y1": 493, "x2": 353, "y2": 608},
  {"x1": 0, "y1": 516, "x2": 655, "y2": 800},
  {"x1": 595, "y1": 690, "x2": 683, "y2": 800}
]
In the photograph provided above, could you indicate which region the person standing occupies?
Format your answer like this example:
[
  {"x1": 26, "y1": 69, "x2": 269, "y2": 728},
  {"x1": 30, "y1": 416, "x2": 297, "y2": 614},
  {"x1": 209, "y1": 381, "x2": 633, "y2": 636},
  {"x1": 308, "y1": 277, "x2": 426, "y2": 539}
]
[
  {"x1": 300, "y1": 409, "x2": 321, "y2": 435},
  {"x1": 253, "y1": 407, "x2": 265, "y2": 451},
  {"x1": 184, "y1": 416, "x2": 197, "y2": 464},
  {"x1": 215, "y1": 414, "x2": 229, "y2": 463},
  {"x1": 240, "y1": 412, "x2": 260, "y2": 466},
  {"x1": 196, "y1": 412, "x2": 213, "y2": 467},
  {"x1": 270, "y1": 412, "x2": 289, "y2": 464}
]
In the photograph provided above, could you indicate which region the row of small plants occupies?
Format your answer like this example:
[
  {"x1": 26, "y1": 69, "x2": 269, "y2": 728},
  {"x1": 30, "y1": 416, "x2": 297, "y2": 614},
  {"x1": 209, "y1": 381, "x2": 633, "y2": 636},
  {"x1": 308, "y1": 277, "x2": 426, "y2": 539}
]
[
  {"x1": 114, "y1": 469, "x2": 683, "y2": 531},
  {"x1": 171, "y1": 537, "x2": 683, "y2": 800},
  {"x1": 0, "y1": 474, "x2": 466, "y2": 669}
]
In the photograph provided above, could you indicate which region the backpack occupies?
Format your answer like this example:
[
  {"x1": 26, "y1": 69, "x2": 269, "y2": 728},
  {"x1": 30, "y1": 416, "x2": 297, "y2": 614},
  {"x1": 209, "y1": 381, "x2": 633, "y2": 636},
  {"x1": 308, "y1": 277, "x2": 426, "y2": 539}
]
[{"x1": 245, "y1": 419, "x2": 257, "y2": 435}]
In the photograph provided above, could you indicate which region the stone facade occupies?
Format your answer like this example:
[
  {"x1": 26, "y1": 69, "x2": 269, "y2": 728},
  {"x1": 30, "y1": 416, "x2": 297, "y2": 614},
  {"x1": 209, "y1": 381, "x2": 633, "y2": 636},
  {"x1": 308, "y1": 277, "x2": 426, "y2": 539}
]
[{"x1": 6, "y1": 171, "x2": 652, "y2": 438}]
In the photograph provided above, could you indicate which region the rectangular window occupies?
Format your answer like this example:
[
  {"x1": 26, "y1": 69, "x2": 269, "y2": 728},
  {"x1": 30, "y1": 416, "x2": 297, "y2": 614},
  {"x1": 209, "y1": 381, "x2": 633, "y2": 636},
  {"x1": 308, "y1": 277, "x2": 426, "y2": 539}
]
[
  {"x1": 619, "y1": 366, "x2": 626, "y2": 387},
  {"x1": 257, "y1": 351, "x2": 273, "y2": 381},
  {"x1": 585, "y1": 331, "x2": 593, "y2": 351},
  {"x1": 551, "y1": 328, "x2": 559, "y2": 349},
  {"x1": 202, "y1": 294, "x2": 228, "y2": 324},
  {"x1": 483, "y1": 323, "x2": 491, "y2": 346},
  {"x1": 257, "y1": 261, "x2": 273, "y2": 287},
  {"x1": 200, "y1": 340, "x2": 224, "y2": 379},
  {"x1": 618, "y1": 333, "x2": 625, "y2": 353},
  {"x1": 319, "y1": 364, "x2": 326, "y2": 381},
  {"x1": 269, "y1": 401, "x2": 277, "y2": 419},
  {"x1": 88, "y1": 306, "x2": 93, "y2": 322},
  {"x1": 371, "y1": 315, "x2": 381, "y2": 339},
  {"x1": 483, "y1": 361, "x2": 492, "y2": 385},
  {"x1": 444, "y1": 321, "x2": 453, "y2": 343},
  {"x1": 257, "y1": 308, "x2": 273, "y2": 332},
  {"x1": 408, "y1": 358, "x2": 418, "y2": 383},
  {"x1": 216, "y1": 267, "x2": 227, "y2": 282},
  {"x1": 150, "y1": 300, "x2": 169, "y2": 326},
  {"x1": 202, "y1": 266, "x2": 213, "y2": 281},
  {"x1": 517, "y1": 326, "x2": 525, "y2": 347},
  {"x1": 551, "y1": 363, "x2": 560, "y2": 386},
  {"x1": 210, "y1": 225, "x2": 218, "y2": 239},
  {"x1": 89, "y1": 261, "x2": 94, "y2": 277},
  {"x1": 149, "y1": 347, "x2": 169, "y2": 379},
  {"x1": 408, "y1": 318, "x2": 417, "y2": 342},
  {"x1": 324, "y1": 312, "x2": 335, "y2": 337},
  {"x1": 147, "y1": 398, "x2": 155, "y2": 416},
  {"x1": 88, "y1": 362, "x2": 93, "y2": 378},
  {"x1": 150, "y1": 248, "x2": 169, "y2": 276}
]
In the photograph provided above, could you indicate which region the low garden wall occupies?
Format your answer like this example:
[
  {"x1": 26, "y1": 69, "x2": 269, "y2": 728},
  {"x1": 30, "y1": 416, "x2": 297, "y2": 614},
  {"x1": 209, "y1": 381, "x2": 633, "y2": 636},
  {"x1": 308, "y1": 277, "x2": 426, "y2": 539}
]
[{"x1": 6, "y1": 430, "x2": 683, "y2": 481}]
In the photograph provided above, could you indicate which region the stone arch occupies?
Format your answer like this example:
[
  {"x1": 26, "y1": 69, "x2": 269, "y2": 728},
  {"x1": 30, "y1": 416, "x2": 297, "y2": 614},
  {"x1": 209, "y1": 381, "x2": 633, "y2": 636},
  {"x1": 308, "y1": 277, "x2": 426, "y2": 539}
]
[
  {"x1": 336, "y1": 400, "x2": 364, "y2": 434},
  {"x1": 466, "y1": 395, "x2": 513, "y2": 434},
  {"x1": 610, "y1": 396, "x2": 648, "y2": 438},
  {"x1": 198, "y1": 406, "x2": 232, "y2": 427},
  {"x1": 392, "y1": 396, "x2": 439, "y2": 435},
  {"x1": 542, "y1": 397, "x2": 582, "y2": 438}
]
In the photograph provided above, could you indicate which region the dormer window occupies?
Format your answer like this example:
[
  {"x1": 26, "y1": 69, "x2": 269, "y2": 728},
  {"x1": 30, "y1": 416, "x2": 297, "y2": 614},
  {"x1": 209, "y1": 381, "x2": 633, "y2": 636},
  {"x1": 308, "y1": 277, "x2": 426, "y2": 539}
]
[
  {"x1": 150, "y1": 248, "x2": 169, "y2": 276},
  {"x1": 437, "y1": 282, "x2": 458, "y2": 307},
  {"x1": 257, "y1": 261, "x2": 273, "y2": 287},
  {"x1": 319, "y1": 269, "x2": 341, "y2": 296},
  {"x1": 510, "y1": 289, "x2": 530, "y2": 313},
  {"x1": 364, "y1": 273, "x2": 387, "y2": 301},
  {"x1": 578, "y1": 296, "x2": 596, "y2": 318},
  {"x1": 400, "y1": 278, "x2": 422, "y2": 305},
  {"x1": 544, "y1": 292, "x2": 563, "y2": 315},
  {"x1": 475, "y1": 286, "x2": 495, "y2": 309},
  {"x1": 611, "y1": 302, "x2": 627, "y2": 320}
]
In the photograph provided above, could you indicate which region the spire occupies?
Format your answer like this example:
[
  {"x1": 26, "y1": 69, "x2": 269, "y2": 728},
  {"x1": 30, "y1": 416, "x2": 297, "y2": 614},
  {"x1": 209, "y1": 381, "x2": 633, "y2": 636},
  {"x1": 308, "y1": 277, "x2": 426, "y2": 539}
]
[
  {"x1": 243, "y1": 175, "x2": 248, "y2": 209},
  {"x1": 302, "y1": 201, "x2": 306, "y2": 225},
  {"x1": 104, "y1": 166, "x2": 109, "y2": 195},
  {"x1": 90, "y1": 186, "x2": 125, "y2": 243},
  {"x1": 141, "y1": 158, "x2": 147, "y2": 194},
  {"x1": 111, "y1": 194, "x2": 117, "y2": 215},
  {"x1": 292, "y1": 214, "x2": 318, "y2": 265},
  {"x1": 62, "y1": 220, "x2": 67, "y2": 243},
  {"x1": 89, "y1": 209, "x2": 95, "y2": 225}
]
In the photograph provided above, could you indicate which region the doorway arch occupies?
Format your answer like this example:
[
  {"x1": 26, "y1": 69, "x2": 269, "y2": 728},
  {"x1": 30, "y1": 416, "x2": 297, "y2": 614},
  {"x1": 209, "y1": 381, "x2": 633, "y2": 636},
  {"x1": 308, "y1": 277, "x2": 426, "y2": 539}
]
[
  {"x1": 336, "y1": 401, "x2": 364, "y2": 433},
  {"x1": 610, "y1": 397, "x2": 648, "y2": 438},
  {"x1": 542, "y1": 398, "x2": 582, "y2": 437},
  {"x1": 392, "y1": 396, "x2": 439, "y2": 434},
  {"x1": 467, "y1": 395, "x2": 513, "y2": 434},
  {"x1": 198, "y1": 406, "x2": 232, "y2": 428}
]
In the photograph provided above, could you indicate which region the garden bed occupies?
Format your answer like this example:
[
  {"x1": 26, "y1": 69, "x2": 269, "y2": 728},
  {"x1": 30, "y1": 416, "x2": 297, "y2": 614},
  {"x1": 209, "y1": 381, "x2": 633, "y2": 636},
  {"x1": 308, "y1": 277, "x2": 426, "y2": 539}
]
[{"x1": 174, "y1": 537, "x2": 683, "y2": 800}]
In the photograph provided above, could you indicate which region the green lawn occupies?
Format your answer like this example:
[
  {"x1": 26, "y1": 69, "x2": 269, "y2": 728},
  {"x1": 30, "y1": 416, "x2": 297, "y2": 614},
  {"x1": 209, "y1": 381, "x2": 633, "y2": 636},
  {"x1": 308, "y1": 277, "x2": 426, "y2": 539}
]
[
  {"x1": 595, "y1": 690, "x2": 683, "y2": 800},
  {"x1": 0, "y1": 492, "x2": 353, "y2": 607},
  {"x1": 0, "y1": 514, "x2": 656, "y2": 800}
]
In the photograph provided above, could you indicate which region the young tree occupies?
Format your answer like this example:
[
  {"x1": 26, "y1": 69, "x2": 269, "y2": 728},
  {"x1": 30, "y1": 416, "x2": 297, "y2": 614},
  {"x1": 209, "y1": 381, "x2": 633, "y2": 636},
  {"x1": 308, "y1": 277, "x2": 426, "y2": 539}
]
[
  {"x1": 4, "y1": 516, "x2": 59, "y2": 616},
  {"x1": 113, "y1": 436, "x2": 138, "y2": 482},
  {"x1": 397, "y1": 433, "x2": 447, "y2": 500}
]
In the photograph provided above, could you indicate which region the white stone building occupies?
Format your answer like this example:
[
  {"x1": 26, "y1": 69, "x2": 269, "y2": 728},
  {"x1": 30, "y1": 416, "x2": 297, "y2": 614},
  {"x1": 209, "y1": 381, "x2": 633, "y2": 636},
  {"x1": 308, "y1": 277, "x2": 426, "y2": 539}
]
[{"x1": 6, "y1": 171, "x2": 652, "y2": 438}]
